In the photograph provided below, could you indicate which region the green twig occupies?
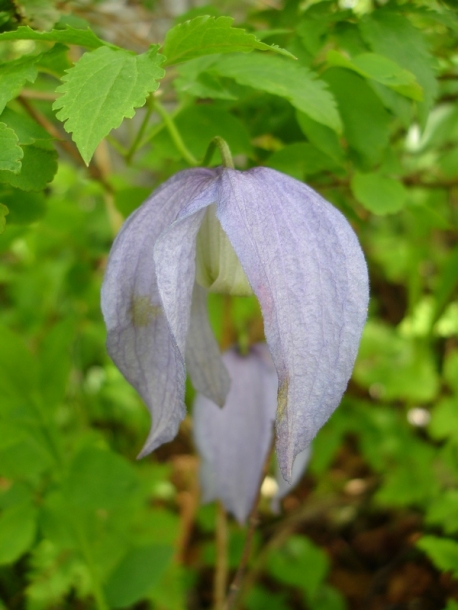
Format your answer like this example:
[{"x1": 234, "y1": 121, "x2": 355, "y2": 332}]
[
  {"x1": 125, "y1": 99, "x2": 154, "y2": 163},
  {"x1": 153, "y1": 99, "x2": 198, "y2": 166}
]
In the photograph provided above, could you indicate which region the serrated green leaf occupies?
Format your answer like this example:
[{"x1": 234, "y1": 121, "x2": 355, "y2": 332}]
[
  {"x1": 327, "y1": 50, "x2": 423, "y2": 101},
  {"x1": 0, "y1": 24, "x2": 116, "y2": 49},
  {"x1": 0, "y1": 203, "x2": 8, "y2": 233},
  {"x1": 359, "y1": 11, "x2": 437, "y2": 126},
  {"x1": 323, "y1": 67, "x2": 390, "y2": 166},
  {"x1": 162, "y1": 15, "x2": 295, "y2": 66},
  {"x1": 0, "y1": 144, "x2": 57, "y2": 191},
  {"x1": 212, "y1": 53, "x2": 342, "y2": 132},
  {"x1": 351, "y1": 171, "x2": 407, "y2": 215},
  {"x1": 0, "y1": 123, "x2": 23, "y2": 173},
  {"x1": 53, "y1": 46, "x2": 165, "y2": 164},
  {"x1": 417, "y1": 536, "x2": 458, "y2": 577},
  {"x1": 0, "y1": 55, "x2": 38, "y2": 114}
]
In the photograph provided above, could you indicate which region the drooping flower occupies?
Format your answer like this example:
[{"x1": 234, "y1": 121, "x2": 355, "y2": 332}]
[
  {"x1": 193, "y1": 343, "x2": 277, "y2": 524},
  {"x1": 101, "y1": 166, "x2": 369, "y2": 481},
  {"x1": 193, "y1": 343, "x2": 311, "y2": 523}
]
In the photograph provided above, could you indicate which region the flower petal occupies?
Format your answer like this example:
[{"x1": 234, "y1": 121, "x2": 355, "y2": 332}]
[
  {"x1": 185, "y1": 284, "x2": 230, "y2": 406},
  {"x1": 271, "y1": 447, "x2": 311, "y2": 513},
  {"x1": 217, "y1": 168, "x2": 369, "y2": 481},
  {"x1": 101, "y1": 169, "x2": 217, "y2": 456},
  {"x1": 193, "y1": 344, "x2": 277, "y2": 524},
  {"x1": 153, "y1": 182, "x2": 219, "y2": 357}
]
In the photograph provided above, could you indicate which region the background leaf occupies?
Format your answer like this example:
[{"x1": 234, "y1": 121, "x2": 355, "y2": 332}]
[
  {"x1": 162, "y1": 15, "x2": 294, "y2": 65},
  {"x1": 351, "y1": 171, "x2": 407, "y2": 214},
  {"x1": 0, "y1": 123, "x2": 23, "y2": 173},
  {"x1": 211, "y1": 53, "x2": 342, "y2": 132}
]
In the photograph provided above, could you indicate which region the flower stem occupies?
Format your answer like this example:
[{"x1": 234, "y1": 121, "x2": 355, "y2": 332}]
[
  {"x1": 213, "y1": 502, "x2": 229, "y2": 610},
  {"x1": 125, "y1": 98, "x2": 154, "y2": 163},
  {"x1": 222, "y1": 442, "x2": 273, "y2": 610},
  {"x1": 203, "y1": 136, "x2": 235, "y2": 169},
  {"x1": 153, "y1": 99, "x2": 198, "y2": 166}
]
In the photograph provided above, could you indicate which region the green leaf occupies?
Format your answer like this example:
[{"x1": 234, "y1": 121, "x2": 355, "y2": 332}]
[
  {"x1": 15, "y1": 0, "x2": 60, "y2": 30},
  {"x1": 0, "y1": 503, "x2": 37, "y2": 564},
  {"x1": 327, "y1": 50, "x2": 423, "y2": 101},
  {"x1": 212, "y1": 53, "x2": 342, "y2": 132},
  {"x1": 104, "y1": 545, "x2": 174, "y2": 608},
  {"x1": 426, "y1": 491, "x2": 458, "y2": 535},
  {"x1": 351, "y1": 171, "x2": 407, "y2": 215},
  {"x1": 0, "y1": 325, "x2": 37, "y2": 402},
  {"x1": 323, "y1": 68, "x2": 390, "y2": 166},
  {"x1": 359, "y1": 11, "x2": 437, "y2": 126},
  {"x1": 417, "y1": 536, "x2": 458, "y2": 577},
  {"x1": 114, "y1": 187, "x2": 151, "y2": 218},
  {"x1": 53, "y1": 46, "x2": 165, "y2": 164},
  {"x1": 0, "y1": 55, "x2": 38, "y2": 114},
  {"x1": 295, "y1": 111, "x2": 345, "y2": 164},
  {"x1": 267, "y1": 536, "x2": 329, "y2": 600},
  {"x1": 354, "y1": 321, "x2": 439, "y2": 403},
  {"x1": 0, "y1": 24, "x2": 116, "y2": 49},
  {"x1": 0, "y1": 107, "x2": 52, "y2": 145},
  {"x1": 267, "y1": 142, "x2": 339, "y2": 180},
  {"x1": 64, "y1": 446, "x2": 139, "y2": 511},
  {"x1": 0, "y1": 144, "x2": 57, "y2": 191},
  {"x1": 0, "y1": 203, "x2": 7, "y2": 233},
  {"x1": 162, "y1": 15, "x2": 295, "y2": 66},
  {"x1": 0, "y1": 188, "x2": 46, "y2": 224},
  {"x1": 0, "y1": 123, "x2": 23, "y2": 173}
]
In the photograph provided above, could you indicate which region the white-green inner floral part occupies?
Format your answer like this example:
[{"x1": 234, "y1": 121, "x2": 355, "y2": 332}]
[{"x1": 195, "y1": 204, "x2": 253, "y2": 296}]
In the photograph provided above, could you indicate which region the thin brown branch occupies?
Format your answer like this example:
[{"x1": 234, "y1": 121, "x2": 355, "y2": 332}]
[
  {"x1": 20, "y1": 89, "x2": 58, "y2": 101},
  {"x1": 222, "y1": 443, "x2": 273, "y2": 610},
  {"x1": 214, "y1": 502, "x2": 229, "y2": 610}
]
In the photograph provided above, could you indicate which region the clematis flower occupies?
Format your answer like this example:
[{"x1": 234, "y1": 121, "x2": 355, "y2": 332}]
[
  {"x1": 193, "y1": 343, "x2": 277, "y2": 523},
  {"x1": 101, "y1": 166, "x2": 369, "y2": 481},
  {"x1": 194, "y1": 343, "x2": 311, "y2": 523}
]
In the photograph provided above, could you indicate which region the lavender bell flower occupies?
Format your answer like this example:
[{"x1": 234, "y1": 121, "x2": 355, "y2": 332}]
[
  {"x1": 194, "y1": 342, "x2": 312, "y2": 523},
  {"x1": 101, "y1": 166, "x2": 369, "y2": 481},
  {"x1": 193, "y1": 343, "x2": 277, "y2": 524}
]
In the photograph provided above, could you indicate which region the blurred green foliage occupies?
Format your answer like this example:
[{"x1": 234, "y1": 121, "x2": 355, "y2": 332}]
[{"x1": 1, "y1": 0, "x2": 458, "y2": 608}]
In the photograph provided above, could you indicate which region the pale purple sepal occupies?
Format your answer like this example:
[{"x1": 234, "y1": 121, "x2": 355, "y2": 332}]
[
  {"x1": 185, "y1": 284, "x2": 230, "y2": 407},
  {"x1": 101, "y1": 169, "x2": 218, "y2": 456},
  {"x1": 193, "y1": 344, "x2": 277, "y2": 524},
  {"x1": 217, "y1": 168, "x2": 369, "y2": 481},
  {"x1": 271, "y1": 446, "x2": 311, "y2": 514}
]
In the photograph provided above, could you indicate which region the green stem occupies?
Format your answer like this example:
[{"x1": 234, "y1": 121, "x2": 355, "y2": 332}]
[
  {"x1": 106, "y1": 135, "x2": 128, "y2": 156},
  {"x1": 203, "y1": 136, "x2": 235, "y2": 169},
  {"x1": 153, "y1": 99, "x2": 198, "y2": 166},
  {"x1": 125, "y1": 99, "x2": 154, "y2": 163}
]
